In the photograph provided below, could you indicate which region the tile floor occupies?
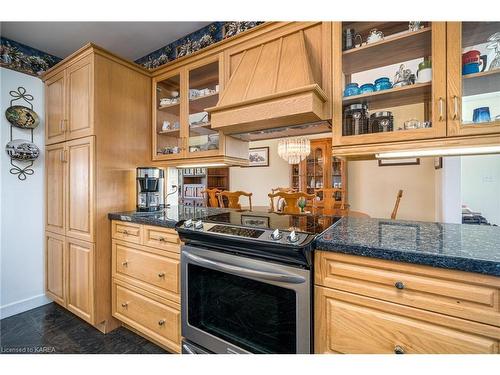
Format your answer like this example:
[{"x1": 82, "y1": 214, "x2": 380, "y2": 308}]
[{"x1": 0, "y1": 303, "x2": 168, "y2": 354}]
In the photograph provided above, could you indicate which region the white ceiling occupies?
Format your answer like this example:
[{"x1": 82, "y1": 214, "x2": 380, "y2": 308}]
[{"x1": 0, "y1": 22, "x2": 212, "y2": 61}]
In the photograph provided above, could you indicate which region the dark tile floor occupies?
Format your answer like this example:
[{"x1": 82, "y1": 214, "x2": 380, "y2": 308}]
[{"x1": 0, "y1": 303, "x2": 168, "y2": 354}]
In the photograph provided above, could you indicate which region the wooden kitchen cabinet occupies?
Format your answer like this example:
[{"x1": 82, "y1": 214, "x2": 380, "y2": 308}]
[
  {"x1": 45, "y1": 143, "x2": 66, "y2": 235},
  {"x1": 152, "y1": 54, "x2": 248, "y2": 166},
  {"x1": 45, "y1": 70, "x2": 66, "y2": 144},
  {"x1": 332, "y1": 22, "x2": 447, "y2": 150},
  {"x1": 45, "y1": 54, "x2": 93, "y2": 145},
  {"x1": 65, "y1": 136, "x2": 94, "y2": 242},
  {"x1": 45, "y1": 232, "x2": 65, "y2": 306},
  {"x1": 43, "y1": 44, "x2": 151, "y2": 333},
  {"x1": 66, "y1": 237, "x2": 94, "y2": 322},
  {"x1": 111, "y1": 220, "x2": 181, "y2": 353},
  {"x1": 45, "y1": 136, "x2": 94, "y2": 242},
  {"x1": 446, "y1": 22, "x2": 500, "y2": 137},
  {"x1": 331, "y1": 22, "x2": 500, "y2": 157},
  {"x1": 314, "y1": 251, "x2": 500, "y2": 354}
]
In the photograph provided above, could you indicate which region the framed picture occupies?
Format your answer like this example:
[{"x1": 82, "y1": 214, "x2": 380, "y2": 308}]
[
  {"x1": 241, "y1": 215, "x2": 270, "y2": 228},
  {"x1": 378, "y1": 158, "x2": 420, "y2": 167},
  {"x1": 247, "y1": 147, "x2": 269, "y2": 167}
]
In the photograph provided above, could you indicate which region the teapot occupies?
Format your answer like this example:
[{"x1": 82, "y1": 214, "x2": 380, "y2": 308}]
[{"x1": 367, "y1": 29, "x2": 384, "y2": 44}]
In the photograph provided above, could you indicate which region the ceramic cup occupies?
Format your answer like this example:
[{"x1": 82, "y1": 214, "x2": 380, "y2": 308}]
[{"x1": 416, "y1": 68, "x2": 432, "y2": 83}]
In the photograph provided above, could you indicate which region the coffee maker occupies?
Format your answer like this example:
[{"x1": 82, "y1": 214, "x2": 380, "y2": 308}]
[{"x1": 136, "y1": 167, "x2": 165, "y2": 212}]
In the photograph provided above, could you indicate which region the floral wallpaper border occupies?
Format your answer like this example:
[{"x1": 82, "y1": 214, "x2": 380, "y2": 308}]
[
  {"x1": 1, "y1": 37, "x2": 62, "y2": 77},
  {"x1": 0, "y1": 22, "x2": 262, "y2": 77},
  {"x1": 135, "y1": 21, "x2": 263, "y2": 70}
]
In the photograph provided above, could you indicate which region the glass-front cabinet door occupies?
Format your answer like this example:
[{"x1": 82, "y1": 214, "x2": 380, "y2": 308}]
[
  {"x1": 447, "y1": 22, "x2": 500, "y2": 136},
  {"x1": 187, "y1": 58, "x2": 221, "y2": 158},
  {"x1": 333, "y1": 22, "x2": 447, "y2": 147},
  {"x1": 154, "y1": 71, "x2": 184, "y2": 159}
]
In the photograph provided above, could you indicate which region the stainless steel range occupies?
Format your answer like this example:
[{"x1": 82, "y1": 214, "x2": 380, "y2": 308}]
[{"x1": 176, "y1": 210, "x2": 340, "y2": 354}]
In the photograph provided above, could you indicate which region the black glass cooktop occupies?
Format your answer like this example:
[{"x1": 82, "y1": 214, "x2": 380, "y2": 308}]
[{"x1": 204, "y1": 211, "x2": 341, "y2": 235}]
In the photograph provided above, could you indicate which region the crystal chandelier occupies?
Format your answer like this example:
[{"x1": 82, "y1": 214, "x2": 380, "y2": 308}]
[{"x1": 278, "y1": 137, "x2": 311, "y2": 164}]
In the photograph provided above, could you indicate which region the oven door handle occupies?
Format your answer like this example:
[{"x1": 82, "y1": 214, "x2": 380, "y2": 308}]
[{"x1": 183, "y1": 252, "x2": 306, "y2": 284}]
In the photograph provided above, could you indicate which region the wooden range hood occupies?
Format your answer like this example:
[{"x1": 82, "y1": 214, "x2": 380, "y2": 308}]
[{"x1": 206, "y1": 30, "x2": 329, "y2": 134}]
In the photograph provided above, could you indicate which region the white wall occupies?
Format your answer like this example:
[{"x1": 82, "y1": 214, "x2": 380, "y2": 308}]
[
  {"x1": 347, "y1": 158, "x2": 437, "y2": 221},
  {"x1": 1, "y1": 67, "x2": 50, "y2": 318},
  {"x1": 230, "y1": 138, "x2": 291, "y2": 207},
  {"x1": 461, "y1": 155, "x2": 500, "y2": 225}
]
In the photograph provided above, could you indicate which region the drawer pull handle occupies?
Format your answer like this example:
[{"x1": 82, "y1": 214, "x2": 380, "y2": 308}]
[
  {"x1": 158, "y1": 272, "x2": 166, "y2": 278},
  {"x1": 121, "y1": 302, "x2": 128, "y2": 308},
  {"x1": 158, "y1": 237, "x2": 166, "y2": 242},
  {"x1": 122, "y1": 261, "x2": 128, "y2": 267},
  {"x1": 394, "y1": 345, "x2": 405, "y2": 354},
  {"x1": 394, "y1": 281, "x2": 405, "y2": 290},
  {"x1": 158, "y1": 319, "x2": 165, "y2": 326}
]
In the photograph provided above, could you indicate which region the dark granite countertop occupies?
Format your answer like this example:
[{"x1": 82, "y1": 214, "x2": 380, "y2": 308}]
[
  {"x1": 315, "y1": 217, "x2": 500, "y2": 276},
  {"x1": 108, "y1": 205, "x2": 230, "y2": 228}
]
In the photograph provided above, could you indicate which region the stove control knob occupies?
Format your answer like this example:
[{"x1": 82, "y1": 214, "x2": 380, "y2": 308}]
[
  {"x1": 288, "y1": 230, "x2": 299, "y2": 243},
  {"x1": 184, "y1": 219, "x2": 193, "y2": 228},
  {"x1": 194, "y1": 220, "x2": 203, "y2": 230},
  {"x1": 270, "y1": 229, "x2": 283, "y2": 240}
]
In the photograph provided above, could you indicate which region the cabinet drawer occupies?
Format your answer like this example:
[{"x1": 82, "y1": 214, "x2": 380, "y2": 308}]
[
  {"x1": 113, "y1": 241, "x2": 179, "y2": 303},
  {"x1": 143, "y1": 225, "x2": 180, "y2": 251},
  {"x1": 113, "y1": 281, "x2": 180, "y2": 353},
  {"x1": 315, "y1": 252, "x2": 500, "y2": 327},
  {"x1": 112, "y1": 221, "x2": 142, "y2": 244},
  {"x1": 315, "y1": 286, "x2": 499, "y2": 354}
]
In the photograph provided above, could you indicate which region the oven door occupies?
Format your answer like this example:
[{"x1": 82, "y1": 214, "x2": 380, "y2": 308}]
[{"x1": 181, "y1": 245, "x2": 311, "y2": 354}]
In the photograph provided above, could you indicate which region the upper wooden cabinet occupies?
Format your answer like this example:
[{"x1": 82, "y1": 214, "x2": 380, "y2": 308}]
[
  {"x1": 45, "y1": 54, "x2": 93, "y2": 145},
  {"x1": 447, "y1": 22, "x2": 500, "y2": 137},
  {"x1": 332, "y1": 22, "x2": 447, "y2": 150},
  {"x1": 331, "y1": 22, "x2": 500, "y2": 157},
  {"x1": 152, "y1": 54, "x2": 248, "y2": 165}
]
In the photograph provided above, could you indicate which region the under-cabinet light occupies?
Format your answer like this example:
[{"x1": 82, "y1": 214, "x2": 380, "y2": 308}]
[
  {"x1": 176, "y1": 163, "x2": 228, "y2": 168},
  {"x1": 375, "y1": 145, "x2": 500, "y2": 159}
]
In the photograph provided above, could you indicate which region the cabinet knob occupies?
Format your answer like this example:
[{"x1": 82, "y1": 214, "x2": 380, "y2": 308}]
[
  {"x1": 121, "y1": 302, "x2": 128, "y2": 308},
  {"x1": 394, "y1": 281, "x2": 405, "y2": 290},
  {"x1": 158, "y1": 272, "x2": 166, "y2": 278},
  {"x1": 122, "y1": 261, "x2": 128, "y2": 267},
  {"x1": 158, "y1": 319, "x2": 165, "y2": 326},
  {"x1": 394, "y1": 345, "x2": 405, "y2": 354}
]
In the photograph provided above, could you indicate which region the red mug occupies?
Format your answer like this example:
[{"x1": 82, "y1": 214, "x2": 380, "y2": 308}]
[{"x1": 462, "y1": 50, "x2": 482, "y2": 65}]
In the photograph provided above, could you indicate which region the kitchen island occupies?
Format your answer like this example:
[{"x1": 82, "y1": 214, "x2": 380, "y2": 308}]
[
  {"x1": 314, "y1": 217, "x2": 500, "y2": 354},
  {"x1": 315, "y1": 216, "x2": 500, "y2": 276}
]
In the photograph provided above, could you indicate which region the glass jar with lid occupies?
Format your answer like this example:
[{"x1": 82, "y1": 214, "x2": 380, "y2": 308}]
[
  {"x1": 369, "y1": 111, "x2": 394, "y2": 133},
  {"x1": 343, "y1": 103, "x2": 369, "y2": 136}
]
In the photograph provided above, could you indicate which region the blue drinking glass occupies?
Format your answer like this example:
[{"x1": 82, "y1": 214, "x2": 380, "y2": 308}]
[
  {"x1": 473, "y1": 107, "x2": 491, "y2": 123},
  {"x1": 374, "y1": 77, "x2": 392, "y2": 91},
  {"x1": 360, "y1": 83, "x2": 375, "y2": 94},
  {"x1": 344, "y1": 83, "x2": 360, "y2": 97}
]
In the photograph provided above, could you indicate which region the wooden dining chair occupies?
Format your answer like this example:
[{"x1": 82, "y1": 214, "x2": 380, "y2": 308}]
[
  {"x1": 201, "y1": 188, "x2": 222, "y2": 207},
  {"x1": 267, "y1": 191, "x2": 316, "y2": 214},
  {"x1": 269, "y1": 187, "x2": 296, "y2": 211},
  {"x1": 217, "y1": 191, "x2": 253, "y2": 210},
  {"x1": 316, "y1": 188, "x2": 346, "y2": 213},
  {"x1": 391, "y1": 190, "x2": 403, "y2": 219}
]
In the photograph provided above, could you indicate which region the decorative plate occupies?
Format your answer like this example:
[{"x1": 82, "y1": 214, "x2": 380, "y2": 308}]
[
  {"x1": 5, "y1": 105, "x2": 40, "y2": 129},
  {"x1": 5, "y1": 139, "x2": 40, "y2": 161}
]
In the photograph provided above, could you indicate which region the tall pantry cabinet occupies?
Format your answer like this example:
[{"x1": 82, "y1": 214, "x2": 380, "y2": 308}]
[{"x1": 43, "y1": 44, "x2": 151, "y2": 333}]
